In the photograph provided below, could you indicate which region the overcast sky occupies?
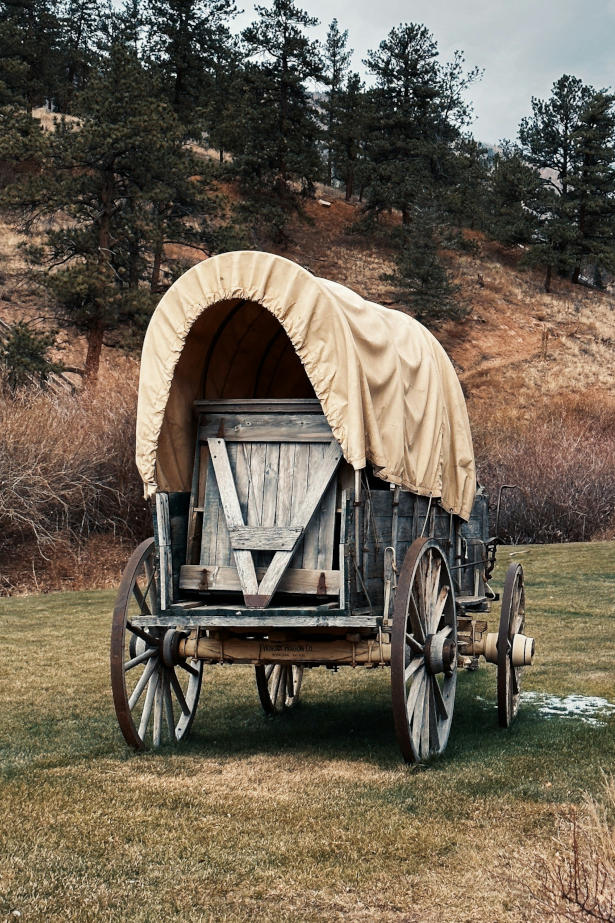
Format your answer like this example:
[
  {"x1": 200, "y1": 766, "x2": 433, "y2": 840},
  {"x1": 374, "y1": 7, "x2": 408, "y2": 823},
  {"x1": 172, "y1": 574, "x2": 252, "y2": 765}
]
[{"x1": 237, "y1": 0, "x2": 615, "y2": 145}]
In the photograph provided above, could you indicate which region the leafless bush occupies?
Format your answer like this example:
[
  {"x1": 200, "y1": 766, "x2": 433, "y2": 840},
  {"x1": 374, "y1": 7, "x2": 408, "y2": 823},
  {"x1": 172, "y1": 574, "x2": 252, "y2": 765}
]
[
  {"x1": 473, "y1": 395, "x2": 615, "y2": 542},
  {"x1": 0, "y1": 367, "x2": 148, "y2": 556},
  {"x1": 529, "y1": 778, "x2": 615, "y2": 921}
]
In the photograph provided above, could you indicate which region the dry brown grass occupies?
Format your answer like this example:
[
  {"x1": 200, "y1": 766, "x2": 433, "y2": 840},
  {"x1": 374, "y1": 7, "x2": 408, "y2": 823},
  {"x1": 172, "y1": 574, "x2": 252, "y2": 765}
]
[
  {"x1": 0, "y1": 364, "x2": 147, "y2": 589},
  {"x1": 474, "y1": 392, "x2": 615, "y2": 542}
]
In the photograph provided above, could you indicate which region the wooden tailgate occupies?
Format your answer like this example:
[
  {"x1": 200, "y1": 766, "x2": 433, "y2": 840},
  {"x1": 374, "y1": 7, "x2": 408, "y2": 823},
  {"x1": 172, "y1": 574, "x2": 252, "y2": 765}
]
[{"x1": 181, "y1": 400, "x2": 342, "y2": 607}]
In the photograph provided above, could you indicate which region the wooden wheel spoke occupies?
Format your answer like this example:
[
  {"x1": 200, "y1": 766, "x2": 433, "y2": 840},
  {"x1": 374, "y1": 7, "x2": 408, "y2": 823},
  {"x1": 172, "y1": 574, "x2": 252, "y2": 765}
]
[
  {"x1": 132, "y1": 582, "x2": 151, "y2": 616},
  {"x1": 436, "y1": 624, "x2": 452, "y2": 640},
  {"x1": 512, "y1": 667, "x2": 521, "y2": 696},
  {"x1": 124, "y1": 647, "x2": 157, "y2": 672},
  {"x1": 138, "y1": 669, "x2": 159, "y2": 739},
  {"x1": 405, "y1": 668, "x2": 425, "y2": 723},
  {"x1": 410, "y1": 673, "x2": 426, "y2": 754},
  {"x1": 163, "y1": 672, "x2": 175, "y2": 739},
  {"x1": 286, "y1": 667, "x2": 294, "y2": 700},
  {"x1": 428, "y1": 559, "x2": 442, "y2": 633},
  {"x1": 432, "y1": 676, "x2": 448, "y2": 721},
  {"x1": 420, "y1": 679, "x2": 431, "y2": 758},
  {"x1": 126, "y1": 622, "x2": 157, "y2": 647},
  {"x1": 406, "y1": 632, "x2": 424, "y2": 655},
  {"x1": 271, "y1": 666, "x2": 283, "y2": 707},
  {"x1": 265, "y1": 664, "x2": 275, "y2": 681},
  {"x1": 143, "y1": 559, "x2": 160, "y2": 616},
  {"x1": 428, "y1": 680, "x2": 440, "y2": 753},
  {"x1": 431, "y1": 585, "x2": 449, "y2": 633},
  {"x1": 404, "y1": 657, "x2": 424, "y2": 684},
  {"x1": 177, "y1": 660, "x2": 199, "y2": 678},
  {"x1": 153, "y1": 675, "x2": 163, "y2": 747},
  {"x1": 128, "y1": 655, "x2": 159, "y2": 710},
  {"x1": 417, "y1": 562, "x2": 428, "y2": 632},
  {"x1": 169, "y1": 669, "x2": 191, "y2": 716},
  {"x1": 408, "y1": 594, "x2": 426, "y2": 643}
]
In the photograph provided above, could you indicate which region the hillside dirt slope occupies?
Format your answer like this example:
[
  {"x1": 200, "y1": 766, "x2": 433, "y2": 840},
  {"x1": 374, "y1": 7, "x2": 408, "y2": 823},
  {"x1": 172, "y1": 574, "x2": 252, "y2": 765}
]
[{"x1": 2, "y1": 190, "x2": 615, "y2": 423}]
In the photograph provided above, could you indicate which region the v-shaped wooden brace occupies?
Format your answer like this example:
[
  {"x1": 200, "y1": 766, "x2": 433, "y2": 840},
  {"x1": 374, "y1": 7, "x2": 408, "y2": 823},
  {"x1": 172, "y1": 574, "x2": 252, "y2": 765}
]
[{"x1": 208, "y1": 437, "x2": 342, "y2": 608}]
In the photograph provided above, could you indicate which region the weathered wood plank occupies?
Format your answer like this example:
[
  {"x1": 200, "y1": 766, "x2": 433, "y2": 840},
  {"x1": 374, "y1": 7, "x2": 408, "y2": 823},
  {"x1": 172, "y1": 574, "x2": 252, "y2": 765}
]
[
  {"x1": 195, "y1": 399, "x2": 323, "y2": 415},
  {"x1": 199, "y1": 456, "x2": 220, "y2": 565},
  {"x1": 229, "y1": 441, "x2": 251, "y2": 522},
  {"x1": 261, "y1": 442, "x2": 280, "y2": 529},
  {"x1": 316, "y1": 481, "x2": 337, "y2": 571},
  {"x1": 302, "y1": 443, "x2": 324, "y2": 569},
  {"x1": 289, "y1": 441, "x2": 310, "y2": 568},
  {"x1": 275, "y1": 442, "x2": 295, "y2": 527},
  {"x1": 180, "y1": 564, "x2": 340, "y2": 594},
  {"x1": 255, "y1": 442, "x2": 343, "y2": 606},
  {"x1": 155, "y1": 492, "x2": 173, "y2": 611},
  {"x1": 186, "y1": 438, "x2": 203, "y2": 565},
  {"x1": 229, "y1": 525, "x2": 302, "y2": 551},
  {"x1": 199, "y1": 414, "x2": 333, "y2": 443},
  {"x1": 132, "y1": 611, "x2": 379, "y2": 630},
  {"x1": 207, "y1": 438, "x2": 258, "y2": 597},
  {"x1": 246, "y1": 442, "x2": 266, "y2": 527}
]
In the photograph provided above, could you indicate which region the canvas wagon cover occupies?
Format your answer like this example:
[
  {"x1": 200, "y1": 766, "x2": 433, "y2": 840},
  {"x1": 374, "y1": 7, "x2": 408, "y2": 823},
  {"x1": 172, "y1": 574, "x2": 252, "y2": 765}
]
[{"x1": 136, "y1": 250, "x2": 476, "y2": 519}]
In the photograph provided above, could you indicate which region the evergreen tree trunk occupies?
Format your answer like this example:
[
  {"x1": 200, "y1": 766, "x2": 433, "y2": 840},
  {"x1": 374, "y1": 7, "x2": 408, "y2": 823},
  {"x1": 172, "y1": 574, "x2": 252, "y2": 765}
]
[
  {"x1": 345, "y1": 167, "x2": 353, "y2": 201},
  {"x1": 151, "y1": 240, "x2": 163, "y2": 292},
  {"x1": 544, "y1": 263, "x2": 552, "y2": 293},
  {"x1": 83, "y1": 319, "x2": 104, "y2": 384},
  {"x1": 571, "y1": 265, "x2": 580, "y2": 284}
]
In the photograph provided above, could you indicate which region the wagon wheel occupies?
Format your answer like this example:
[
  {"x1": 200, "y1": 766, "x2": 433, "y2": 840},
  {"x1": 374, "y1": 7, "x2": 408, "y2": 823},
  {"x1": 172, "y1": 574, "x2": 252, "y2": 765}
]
[
  {"x1": 391, "y1": 538, "x2": 457, "y2": 763},
  {"x1": 497, "y1": 562, "x2": 525, "y2": 728},
  {"x1": 255, "y1": 664, "x2": 304, "y2": 714},
  {"x1": 111, "y1": 537, "x2": 203, "y2": 749}
]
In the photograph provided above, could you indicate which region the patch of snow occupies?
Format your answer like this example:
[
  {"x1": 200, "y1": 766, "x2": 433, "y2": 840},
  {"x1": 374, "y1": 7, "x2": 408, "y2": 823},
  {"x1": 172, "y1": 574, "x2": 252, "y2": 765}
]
[{"x1": 476, "y1": 693, "x2": 615, "y2": 726}]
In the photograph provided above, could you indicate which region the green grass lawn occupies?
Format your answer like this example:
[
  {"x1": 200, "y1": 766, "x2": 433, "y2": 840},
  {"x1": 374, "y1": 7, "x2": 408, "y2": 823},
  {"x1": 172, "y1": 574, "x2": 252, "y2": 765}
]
[{"x1": 1, "y1": 543, "x2": 613, "y2": 922}]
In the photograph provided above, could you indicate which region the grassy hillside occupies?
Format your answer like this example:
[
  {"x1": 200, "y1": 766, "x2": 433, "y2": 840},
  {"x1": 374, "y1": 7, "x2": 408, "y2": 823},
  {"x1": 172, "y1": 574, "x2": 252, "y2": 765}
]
[{"x1": 0, "y1": 543, "x2": 613, "y2": 921}]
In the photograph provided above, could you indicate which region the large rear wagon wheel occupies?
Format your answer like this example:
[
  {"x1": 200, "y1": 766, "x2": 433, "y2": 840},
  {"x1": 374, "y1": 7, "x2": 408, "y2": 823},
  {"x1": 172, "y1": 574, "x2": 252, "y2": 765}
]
[
  {"x1": 111, "y1": 538, "x2": 203, "y2": 749},
  {"x1": 255, "y1": 664, "x2": 303, "y2": 714},
  {"x1": 497, "y1": 563, "x2": 526, "y2": 728},
  {"x1": 391, "y1": 538, "x2": 457, "y2": 763}
]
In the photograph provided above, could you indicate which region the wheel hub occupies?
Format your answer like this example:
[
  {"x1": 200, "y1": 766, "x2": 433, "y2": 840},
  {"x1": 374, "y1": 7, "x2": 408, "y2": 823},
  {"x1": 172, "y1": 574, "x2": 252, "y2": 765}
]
[{"x1": 424, "y1": 633, "x2": 457, "y2": 677}]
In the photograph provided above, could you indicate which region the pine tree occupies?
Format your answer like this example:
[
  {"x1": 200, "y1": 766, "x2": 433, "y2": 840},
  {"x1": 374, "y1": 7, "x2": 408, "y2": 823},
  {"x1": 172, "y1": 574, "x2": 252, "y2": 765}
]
[
  {"x1": 229, "y1": 0, "x2": 323, "y2": 240},
  {"x1": 322, "y1": 18, "x2": 351, "y2": 186},
  {"x1": 517, "y1": 75, "x2": 615, "y2": 289},
  {"x1": 0, "y1": 0, "x2": 64, "y2": 108},
  {"x1": 330, "y1": 71, "x2": 368, "y2": 201},
  {"x1": 0, "y1": 321, "x2": 63, "y2": 392},
  {"x1": 55, "y1": 0, "x2": 105, "y2": 111},
  {"x1": 568, "y1": 90, "x2": 615, "y2": 283},
  {"x1": 4, "y1": 39, "x2": 221, "y2": 383},
  {"x1": 362, "y1": 25, "x2": 477, "y2": 226},
  {"x1": 145, "y1": 0, "x2": 237, "y2": 131}
]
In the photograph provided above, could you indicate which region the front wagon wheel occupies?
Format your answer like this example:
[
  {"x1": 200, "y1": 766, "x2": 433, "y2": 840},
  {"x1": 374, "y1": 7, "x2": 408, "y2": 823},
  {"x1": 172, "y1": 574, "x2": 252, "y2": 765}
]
[{"x1": 111, "y1": 538, "x2": 203, "y2": 749}]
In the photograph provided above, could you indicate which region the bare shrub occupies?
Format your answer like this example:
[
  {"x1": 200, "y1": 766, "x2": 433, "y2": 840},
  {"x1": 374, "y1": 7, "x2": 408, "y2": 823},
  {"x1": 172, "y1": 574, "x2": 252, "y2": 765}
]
[
  {"x1": 0, "y1": 366, "x2": 148, "y2": 557},
  {"x1": 473, "y1": 394, "x2": 615, "y2": 542},
  {"x1": 528, "y1": 778, "x2": 615, "y2": 921}
]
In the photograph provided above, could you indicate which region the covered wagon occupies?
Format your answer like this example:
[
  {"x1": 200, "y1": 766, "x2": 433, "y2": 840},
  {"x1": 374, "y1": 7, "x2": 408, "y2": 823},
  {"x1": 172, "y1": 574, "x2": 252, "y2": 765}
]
[{"x1": 111, "y1": 251, "x2": 535, "y2": 762}]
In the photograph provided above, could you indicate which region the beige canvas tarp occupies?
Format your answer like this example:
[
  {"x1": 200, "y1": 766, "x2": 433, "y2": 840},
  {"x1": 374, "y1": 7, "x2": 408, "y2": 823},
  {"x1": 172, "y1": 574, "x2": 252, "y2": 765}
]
[{"x1": 136, "y1": 250, "x2": 476, "y2": 519}]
